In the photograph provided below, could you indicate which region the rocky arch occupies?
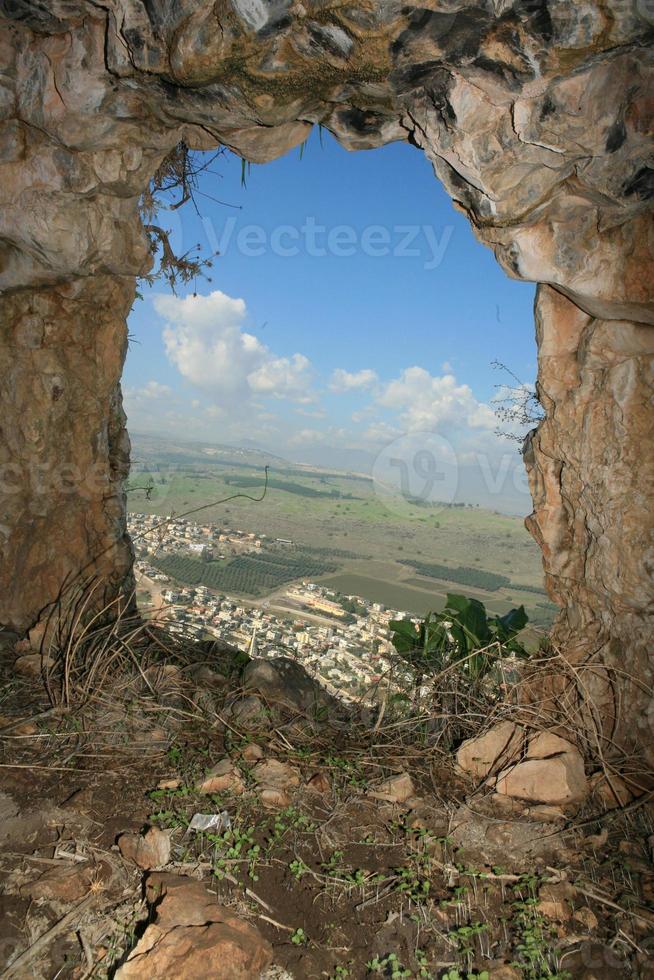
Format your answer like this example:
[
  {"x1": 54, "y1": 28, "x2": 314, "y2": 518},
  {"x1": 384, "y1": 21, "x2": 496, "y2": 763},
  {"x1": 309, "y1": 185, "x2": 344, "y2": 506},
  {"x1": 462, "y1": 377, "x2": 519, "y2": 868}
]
[{"x1": 0, "y1": 1, "x2": 652, "y2": 758}]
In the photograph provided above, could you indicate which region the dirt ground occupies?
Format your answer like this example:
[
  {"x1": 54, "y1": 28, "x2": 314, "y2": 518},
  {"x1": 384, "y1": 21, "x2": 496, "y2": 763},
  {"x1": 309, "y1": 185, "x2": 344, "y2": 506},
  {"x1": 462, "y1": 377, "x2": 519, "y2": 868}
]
[{"x1": 1, "y1": 628, "x2": 653, "y2": 980}]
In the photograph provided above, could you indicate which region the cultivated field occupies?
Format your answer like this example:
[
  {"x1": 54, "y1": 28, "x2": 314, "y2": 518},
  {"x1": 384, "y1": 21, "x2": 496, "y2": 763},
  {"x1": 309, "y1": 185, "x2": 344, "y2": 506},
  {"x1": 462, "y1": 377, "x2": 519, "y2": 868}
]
[{"x1": 128, "y1": 435, "x2": 556, "y2": 626}]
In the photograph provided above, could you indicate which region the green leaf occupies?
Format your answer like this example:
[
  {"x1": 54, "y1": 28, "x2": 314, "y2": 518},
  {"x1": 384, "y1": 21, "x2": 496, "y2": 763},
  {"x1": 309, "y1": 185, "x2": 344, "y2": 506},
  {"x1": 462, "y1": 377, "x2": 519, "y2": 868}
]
[
  {"x1": 444, "y1": 594, "x2": 492, "y2": 647},
  {"x1": 494, "y1": 604, "x2": 528, "y2": 636}
]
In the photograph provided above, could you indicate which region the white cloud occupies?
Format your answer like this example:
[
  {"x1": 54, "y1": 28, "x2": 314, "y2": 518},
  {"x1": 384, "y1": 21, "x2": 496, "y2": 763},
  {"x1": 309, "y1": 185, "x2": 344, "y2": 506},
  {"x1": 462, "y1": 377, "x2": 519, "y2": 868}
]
[
  {"x1": 289, "y1": 426, "x2": 348, "y2": 447},
  {"x1": 329, "y1": 367, "x2": 379, "y2": 393},
  {"x1": 377, "y1": 367, "x2": 497, "y2": 434},
  {"x1": 154, "y1": 291, "x2": 314, "y2": 405},
  {"x1": 296, "y1": 406, "x2": 327, "y2": 419},
  {"x1": 362, "y1": 421, "x2": 403, "y2": 444},
  {"x1": 126, "y1": 380, "x2": 173, "y2": 403}
]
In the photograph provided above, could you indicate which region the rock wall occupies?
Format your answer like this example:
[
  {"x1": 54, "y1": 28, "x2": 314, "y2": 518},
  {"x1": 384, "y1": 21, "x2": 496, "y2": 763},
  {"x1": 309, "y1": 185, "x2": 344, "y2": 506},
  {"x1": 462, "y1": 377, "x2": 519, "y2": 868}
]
[
  {"x1": 525, "y1": 285, "x2": 654, "y2": 757},
  {"x1": 0, "y1": 277, "x2": 135, "y2": 633},
  {"x1": 0, "y1": 2, "x2": 652, "y2": 745}
]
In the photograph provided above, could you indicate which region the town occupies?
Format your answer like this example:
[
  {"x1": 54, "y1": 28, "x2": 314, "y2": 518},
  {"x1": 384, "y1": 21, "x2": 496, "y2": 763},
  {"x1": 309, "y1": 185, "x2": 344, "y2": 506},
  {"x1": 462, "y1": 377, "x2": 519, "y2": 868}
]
[{"x1": 128, "y1": 513, "x2": 415, "y2": 702}]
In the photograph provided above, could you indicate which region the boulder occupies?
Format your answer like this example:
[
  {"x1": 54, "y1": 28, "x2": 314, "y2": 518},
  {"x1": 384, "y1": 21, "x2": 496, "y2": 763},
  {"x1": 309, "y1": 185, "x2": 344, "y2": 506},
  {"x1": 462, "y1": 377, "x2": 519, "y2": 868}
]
[
  {"x1": 243, "y1": 657, "x2": 347, "y2": 722},
  {"x1": 493, "y1": 729, "x2": 589, "y2": 805},
  {"x1": 456, "y1": 722, "x2": 524, "y2": 779},
  {"x1": 118, "y1": 827, "x2": 171, "y2": 870},
  {"x1": 526, "y1": 732, "x2": 578, "y2": 759},
  {"x1": 116, "y1": 874, "x2": 272, "y2": 979},
  {"x1": 495, "y1": 749, "x2": 588, "y2": 805}
]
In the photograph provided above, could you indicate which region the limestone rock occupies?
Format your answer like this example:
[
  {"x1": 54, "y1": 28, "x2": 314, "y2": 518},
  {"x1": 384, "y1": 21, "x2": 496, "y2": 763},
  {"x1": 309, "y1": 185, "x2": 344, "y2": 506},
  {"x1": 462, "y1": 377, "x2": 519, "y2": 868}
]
[
  {"x1": 117, "y1": 873, "x2": 272, "y2": 979},
  {"x1": 196, "y1": 760, "x2": 245, "y2": 796},
  {"x1": 537, "y1": 881, "x2": 577, "y2": 921},
  {"x1": 252, "y1": 759, "x2": 301, "y2": 793},
  {"x1": 227, "y1": 695, "x2": 267, "y2": 728},
  {"x1": 305, "y1": 772, "x2": 331, "y2": 795},
  {"x1": 588, "y1": 772, "x2": 636, "y2": 810},
  {"x1": 241, "y1": 743, "x2": 264, "y2": 763},
  {"x1": 495, "y1": 747, "x2": 588, "y2": 805},
  {"x1": 369, "y1": 772, "x2": 416, "y2": 804},
  {"x1": 243, "y1": 657, "x2": 347, "y2": 722},
  {"x1": 118, "y1": 827, "x2": 171, "y2": 870},
  {"x1": 21, "y1": 863, "x2": 95, "y2": 902},
  {"x1": 456, "y1": 722, "x2": 524, "y2": 779},
  {"x1": 260, "y1": 788, "x2": 291, "y2": 810}
]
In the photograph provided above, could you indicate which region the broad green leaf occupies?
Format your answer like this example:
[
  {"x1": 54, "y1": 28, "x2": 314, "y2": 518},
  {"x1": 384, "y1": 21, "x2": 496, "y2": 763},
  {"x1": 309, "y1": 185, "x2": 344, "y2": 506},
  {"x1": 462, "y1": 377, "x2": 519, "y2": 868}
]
[{"x1": 444, "y1": 594, "x2": 491, "y2": 647}]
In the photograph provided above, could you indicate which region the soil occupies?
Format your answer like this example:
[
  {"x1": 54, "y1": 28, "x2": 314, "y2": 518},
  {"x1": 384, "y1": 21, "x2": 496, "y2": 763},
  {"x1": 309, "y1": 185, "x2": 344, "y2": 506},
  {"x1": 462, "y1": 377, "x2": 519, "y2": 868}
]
[{"x1": 1, "y1": 629, "x2": 653, "y2": 980}]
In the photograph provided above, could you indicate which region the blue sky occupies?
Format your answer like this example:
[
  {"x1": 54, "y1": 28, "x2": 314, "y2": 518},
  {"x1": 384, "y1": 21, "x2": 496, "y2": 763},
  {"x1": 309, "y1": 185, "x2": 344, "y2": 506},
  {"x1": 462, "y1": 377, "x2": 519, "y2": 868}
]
[{"x1": 125, "y1": 129, "x2": 537, "y2": 510}]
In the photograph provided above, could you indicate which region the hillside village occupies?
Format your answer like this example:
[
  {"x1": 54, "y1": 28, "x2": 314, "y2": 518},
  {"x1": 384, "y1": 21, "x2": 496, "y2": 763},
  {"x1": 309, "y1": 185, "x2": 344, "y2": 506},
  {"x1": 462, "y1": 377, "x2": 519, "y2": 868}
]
[{"x1": 129, "y1": 512, "x2": 408, "y2": 701}]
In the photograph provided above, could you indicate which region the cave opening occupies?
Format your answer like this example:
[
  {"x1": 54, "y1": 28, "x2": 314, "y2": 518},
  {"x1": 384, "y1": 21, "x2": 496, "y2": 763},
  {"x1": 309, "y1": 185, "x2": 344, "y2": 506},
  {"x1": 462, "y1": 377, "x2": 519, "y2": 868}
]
[{"x1": 0, "y1": 3, "x2": 653, "y2": 973}]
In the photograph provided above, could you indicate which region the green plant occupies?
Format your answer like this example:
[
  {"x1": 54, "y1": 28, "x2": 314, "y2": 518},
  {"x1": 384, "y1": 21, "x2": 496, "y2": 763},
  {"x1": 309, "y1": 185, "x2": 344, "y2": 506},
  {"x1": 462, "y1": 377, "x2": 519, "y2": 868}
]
[
  {"x1": 367, "y1": 952, "x2": 411, "y2": 978},
  {"x1": 441, "y1": 971, "x2": 489, "y2": 980},
  {"x1": 390, "y1": 594, "x2": 528, "y2": 687},
  {"x1": 291, "y1": 927, "x2": 307, "y2": 945},
  {"x1": 449, "y1": 921, "x2": 489, "y2": 965},
  {"x1": 289, "y1": 858, "x2": 310, "y2": 880},
  {"x1": 394, "y1": 864, "x2": 430, "y2": 903},
  {"x1": 510, "y1": 897, "x2": 569, "y2": 979},
  {"x1": 209, "y1": 824, "x2": 260, "y2": 881}
]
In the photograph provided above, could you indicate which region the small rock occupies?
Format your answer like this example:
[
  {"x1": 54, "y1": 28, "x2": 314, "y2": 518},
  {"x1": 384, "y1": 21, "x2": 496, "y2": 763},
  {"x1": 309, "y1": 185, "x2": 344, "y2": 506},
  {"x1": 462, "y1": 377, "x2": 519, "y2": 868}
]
[
  {"x1": 14, "y1": 654, "x2": 52, "y2": 676},
  {"x1": 157, "y1": 778, "x2": 182, "y2": 791},
  {"x1": 252, "y1": 759, "x2": 301, "y2": 792},
  {"x1": 229, "y1": 695, "x2": 267, "y2": 727},
  {"x1": 537, "y1": 881, "x2": 577, "y2": 921},
  {"x1": 241, "y1": 743, "x2": 264, "y2": 763},
  {"x1": 196, "y1": 760, "x2": 245, "y2": 796},
  {"x1": 369, "y1": 772, "x2": 415, "y2": 804},
  {"x1": 118, "y1": 826, "x2": 171, "y2": 870},
  {"x1": 456, "y1": 721, "x2": 524, "y2": 779},
  {"x1": 488, "y1": 965, "x2": 522, "y2": 980},
  {"x1": 573, "y1": 907, "x2": 599, "y2": 931},
  {"x1": 305, "y1": 772, "x2": 331, "y2": 795},
  {"x1": 588, "y1": 771, "x2": 635, "y2": 810},
  {"x1": 562, "y1": 941, "x2": 630, "y2": 979},
  {"x1": 21, "y1": 863, "x2": 95, "y2": 902},
  {"x1": 260, "y1": 788, "x2": 291, "y2": 809},
  {"x1": 13, "y1": 721, "x2": 38, "y2": 736}
]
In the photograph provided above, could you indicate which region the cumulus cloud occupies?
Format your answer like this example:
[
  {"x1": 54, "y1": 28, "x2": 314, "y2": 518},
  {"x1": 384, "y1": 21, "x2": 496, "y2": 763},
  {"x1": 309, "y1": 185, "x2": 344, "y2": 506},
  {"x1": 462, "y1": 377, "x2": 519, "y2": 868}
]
[
  {"x1": 154, "y1": 291, "x2": 315, "y2": 405},
  {"x1": 126, "y1": 380, "x2": 173, "y2": 402},
  {"x1": 377, "y1": 367, "x2": 496, "y2": 434},
  {"x1": 329, "y1": 367, "x2": 379, "y2": 393},
  {"x1": 362, "y1": 421, "x2": 403, "y2": 444},
  {"x1": 289, "y1": 426, "x2": 348, "y2": 447}
]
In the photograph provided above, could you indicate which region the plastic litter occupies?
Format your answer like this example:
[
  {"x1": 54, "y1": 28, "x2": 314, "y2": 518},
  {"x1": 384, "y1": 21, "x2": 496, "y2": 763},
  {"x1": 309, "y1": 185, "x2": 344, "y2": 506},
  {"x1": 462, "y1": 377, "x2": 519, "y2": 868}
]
[{"x1": 188, "y1": 811, "x2": 231, "y2": 833}]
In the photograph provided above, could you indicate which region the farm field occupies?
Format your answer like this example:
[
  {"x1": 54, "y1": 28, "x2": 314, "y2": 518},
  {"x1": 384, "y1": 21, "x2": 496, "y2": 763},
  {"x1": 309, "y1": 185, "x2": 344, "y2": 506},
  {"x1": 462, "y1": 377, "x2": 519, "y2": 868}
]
[{"x1": 128, "y1": 434, "x2": 555, "y2": 626}]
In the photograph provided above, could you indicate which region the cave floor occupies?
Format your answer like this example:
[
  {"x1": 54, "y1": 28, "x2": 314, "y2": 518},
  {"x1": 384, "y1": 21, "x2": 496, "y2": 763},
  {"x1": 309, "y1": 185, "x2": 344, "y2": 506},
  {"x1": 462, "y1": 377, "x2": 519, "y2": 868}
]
[{"x1": 0, "y1": 630, "x2": 653, "y2": 980}]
